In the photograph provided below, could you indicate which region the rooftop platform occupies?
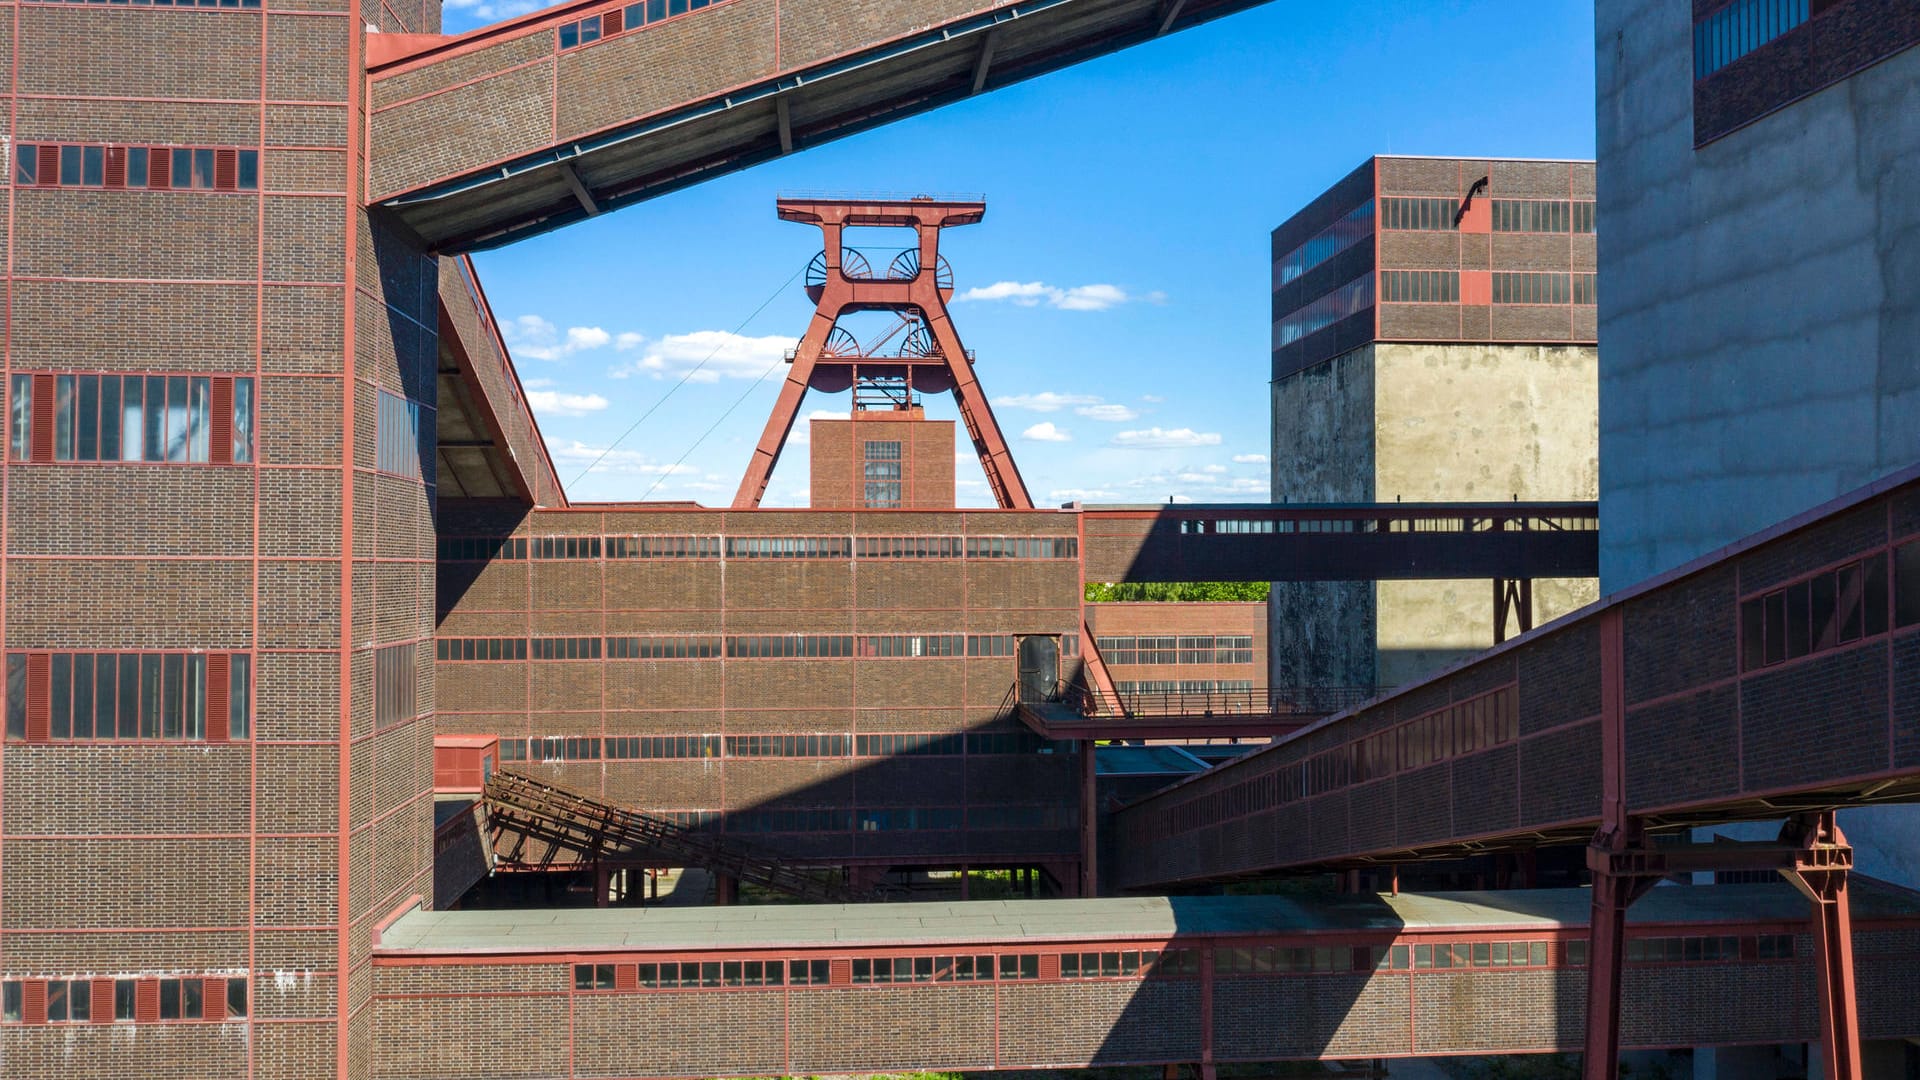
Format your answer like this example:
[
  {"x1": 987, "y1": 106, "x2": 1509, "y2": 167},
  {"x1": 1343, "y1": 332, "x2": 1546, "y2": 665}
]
[{"x1": 375, "y1": 881, "x2": 1920, "y2": 956}]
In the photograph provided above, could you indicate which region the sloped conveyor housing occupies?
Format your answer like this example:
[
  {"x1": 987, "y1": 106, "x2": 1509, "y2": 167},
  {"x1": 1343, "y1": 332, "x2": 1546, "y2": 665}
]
[{"x1": 484, "y1": 771, "x2": 869, "y2": 903}]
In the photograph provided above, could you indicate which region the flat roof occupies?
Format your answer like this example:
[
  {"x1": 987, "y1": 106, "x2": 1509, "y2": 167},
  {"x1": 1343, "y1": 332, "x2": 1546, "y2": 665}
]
[{"x1": 376, "y1": 882, "x2": 1920, "y2": 957}]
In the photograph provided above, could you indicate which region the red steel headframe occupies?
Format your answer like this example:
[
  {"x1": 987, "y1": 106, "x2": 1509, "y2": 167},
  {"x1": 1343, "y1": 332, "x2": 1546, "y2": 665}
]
[{"x1": 731, "y1": 197, "x2": 1031, "y2": 509}]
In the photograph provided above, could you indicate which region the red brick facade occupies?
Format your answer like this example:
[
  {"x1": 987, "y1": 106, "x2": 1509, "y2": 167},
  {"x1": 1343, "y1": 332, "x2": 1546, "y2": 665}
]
[{"x1": 808, "y1": 411, "x2": 955, "y2": 510}]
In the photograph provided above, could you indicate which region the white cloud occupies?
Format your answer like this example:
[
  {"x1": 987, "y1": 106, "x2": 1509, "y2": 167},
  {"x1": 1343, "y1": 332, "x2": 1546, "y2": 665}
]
[
  {"x1": 1232, "y1": 453, "x2": 1269, "y2": 464},
  {"x1": 1110, "y1": 427, "x2": 1223, "y2": 449},
  {"x1": 501, "y1": 315, "x2": 613, "y2": 362},
  {"x1": 525, "y1": 390, "x2": 609, "y2": 417},
  {"x1": 614, "y1": 332, "x2": 644, "y2": 351},
  {"x1": 1202, "y1": 464, "x2": 1229, "y2": 474},
  {"x1": 1021, "y1": 422, "x2": 1071, "y2": 443},
  {"x1": 611, "y1": 330, "x2": 798, "y2": 382},
  {"x1": 1075, "y1": 403, "x2": 1139, "y2": 422},
  {"x1": 546, "y1": 439, "x2": 697, "y2": 478},
  {"x1": 956, "y1": 281, "x2": 1165, "y2": 312},
  {"x1": 441, "y1": 0, "x2": 543, "y2": 19},
  {"x1": 994, "y1": 391, "x2": 1100, "y2": 412},
  {"x1": 521, "y1": 377, "x2": 555, "y2": 390},
  {"x1": 1050, "y1": 488, "x2": 1120, "y2": 502},
  {"x1": 1141, "y1": 394, "x2": 1165, "y2": 403}
]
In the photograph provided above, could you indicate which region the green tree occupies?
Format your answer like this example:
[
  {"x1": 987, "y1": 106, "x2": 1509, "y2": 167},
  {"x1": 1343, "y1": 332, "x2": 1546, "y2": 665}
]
[{"x1": 1084, "y1": 582, "x2": 1271, "y2": 602}]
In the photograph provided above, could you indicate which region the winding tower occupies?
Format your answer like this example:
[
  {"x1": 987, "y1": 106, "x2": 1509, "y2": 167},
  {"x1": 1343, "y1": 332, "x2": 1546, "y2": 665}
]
[{"x1": 733, "y1": 196, "x2": 1030, "y2": 509}]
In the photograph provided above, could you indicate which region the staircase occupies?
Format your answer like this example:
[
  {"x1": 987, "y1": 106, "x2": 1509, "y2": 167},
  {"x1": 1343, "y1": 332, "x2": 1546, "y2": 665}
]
[{"x1": 483, "y1": 771, "x2": 867, "y2": 904}]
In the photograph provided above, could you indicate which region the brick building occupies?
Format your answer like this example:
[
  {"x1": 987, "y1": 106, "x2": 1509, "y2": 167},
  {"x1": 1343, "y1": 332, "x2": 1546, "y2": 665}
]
[
  {"x1": 1085, "y1": 601, "x2": 1266, "y2": 702},
  {"x1": 1268, "y1": 156, "x2": 1599, "y2": 691}
]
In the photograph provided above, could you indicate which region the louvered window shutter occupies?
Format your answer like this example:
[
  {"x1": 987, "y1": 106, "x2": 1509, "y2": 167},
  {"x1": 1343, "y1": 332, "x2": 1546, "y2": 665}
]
[
  {"x1": 214, "y1": 149, "x2": 238, "y2": 192},
  {"x1": 149, "y1": 149, "x2": 171, "y2": 189},
  {"x1": 602, "y1": 8, "x2": 622, "y2": 33},
  {"x1": 24, "y1": 653, "x2": 50, "y2": 742},
  {"x1": 202, "y1": 978, "x2": 226, "y2": 1021},
  {"x1": 135, "y1": 980, "x2": 159, "y2": 1023},
  {"x1": 104, "y1": 147, "x2": 127, "y2": 189},
  {"x1": 23, "y1": 980, "x2": 47, "y2": 1024},
  {"x1": 30, "y1": 373, "x2": 54, "y2": 461},
  {"x1": 829, "y1": 958, "x2": 852, "y2": 986},
  {"x1": 90, "y1": 979, "x2": 113, "y2": 1023},
  {"x1": 206, "y1": 654, "x2": 231, "y2": 741},
  {"x1": 35, "y1": 145, "x2": 58, "y2": 187},
  {"x1": 210, "y1": 379, "x2": 234, "y2": 465}
]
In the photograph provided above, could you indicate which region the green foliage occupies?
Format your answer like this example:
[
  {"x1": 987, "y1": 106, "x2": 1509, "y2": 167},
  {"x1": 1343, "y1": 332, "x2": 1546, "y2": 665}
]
[{"x1": 1084, "y1": 581, "x2": 1271, "y2": 603}]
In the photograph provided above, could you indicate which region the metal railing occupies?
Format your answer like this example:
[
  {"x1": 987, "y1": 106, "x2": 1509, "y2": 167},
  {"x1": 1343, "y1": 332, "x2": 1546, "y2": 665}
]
[
  {"x1": 484, "y1": 771, "x2": 870, "y2": 903},
  {"x1": 1012, "y1": 681, "x2": 1381, "y2": 722}
]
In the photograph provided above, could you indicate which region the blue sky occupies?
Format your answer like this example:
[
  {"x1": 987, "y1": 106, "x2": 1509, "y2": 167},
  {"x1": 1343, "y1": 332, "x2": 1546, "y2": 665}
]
[{"x1": 448, "y1": 1, "x2": 1597, "y2": 507}]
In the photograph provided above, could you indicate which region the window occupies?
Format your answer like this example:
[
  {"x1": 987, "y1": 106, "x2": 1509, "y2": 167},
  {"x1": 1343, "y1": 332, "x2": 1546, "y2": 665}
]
[
  {"x1": 375, "y1": 644, "x2": 418, "y2": 731},
  {"x1": 6, "y1": 651, "x2": 249, "y2": 743},
  {"x1": 14, "y1": 144, "x2": 259, "y2": 190},
  {"x1": 28, "y1": 0, "x2": 264, "y2": 8},
  {"x1": 855, "y1": 733, "x2": 963, "y2": 756},
  {"x1": 968, "y1": 804, "x2": 1076, "y2": 830},
  {"x1": 1380, "y1": 270, "x2": 1459, "y2": 303},
  {"x1": 606, "y1": 535, "x2": 720, "y2": 558},
  {"x1": 1276, "y1": 273, "x2": 1374, "y2": 347},
  {"x1": 857, "y1": 807, "x2": 964, "y2": 831},
  {"x1": 7, "y1": 373, "x2": 252, "y2": 464},
  {"x1": 857, "y1": 634, "x2": 964, "y2": 658},
  {"x1": 1693, "y1": 0, "x2": 1809, "y2": 78},
  {"x1": 376, "y1": 390, "x2": 428, "y2": 483},
  {"x1": 1492, "y1": 272, "x2": 1573, "y2": 305},
  {"x1": 436, "y1": 638, "x2": 528, "y2": 661},
  {"x1": 1897, "y1": 540, "x2": 1920, "y2": 629},
  {"x1": 727, "y1": 808, "x2": 853, "y2": 833},
  {"x1": 606, "y1": 636, "x2": 720, "y2": 659},
  {"x1": 574, "y1": 964, "x2": 616, "y2": 990},
  {"x1": 998, "y1": 955, "x2": 1040, "y2": 980},
  {"x1": 1573, "y1": 273, "x2": 1598, "y2": 305},
  {"x1": 531, "y1": 736, "x2": 601, "y2": 762},
  {"x1": 788, "y1": 960, "x2": 831, "y2": 985},
  {"x1": 1097, "y1": 636, "x2": 1255, "y2": 665},
  {"x1": 1741, "y1": 553, "x2": 1891, "y2": 670},
  {"x1": 1277, "y1": 199, "x2": 1374, "y2": 286},
  {"x1": 531, "y1": 536, "x2": 602, "y2": 559},
  {"x1": 966, "y1": 634, "x2": 1016, "y2": 657},
  {"x1": 1380, "y1": 196, "x2": 1459, "y2": 231},
  {"x1": 966, "y1": 730, "x2": 1053, "y2": 756},
  {"x1": 964, "y1": 536, "x2": 1077, "y2": 559},
  {"x1": 530, "y1": 637, "x2": 603, "y2": 660},
  {"x1": 863, "y1": 440, "x2": 903, "y2": 508},
  {"x1": 856, "y1": 535, "x2": 964, "y2": 558},
  {"x1": 438, "y1": 537, "x2": 528, "y2": 561},
  {"x1": 724, "y1": 536, "x2": 849, "y2": 559},
  {"x1": 1491, "y1": 199, "x2": 1583, "y2": 233},
  {"x1": 605, "y1": 735, "x2": 719, "y2": 759},
  {"x1": 1115, "y1": 680, "x2": 1255, "y2": 695},
  {"x1": 1625, "y1": 935, "x2": 1742, "y2": 964},
  {"x1": 725, "y1": 734, "x2": 850, "y2": 758},
  {"x1": 558, "y1": 0, "x2": 721, "y2": 50},
  {"x1": 1572, "y1": 201, "x2": 1596, "y2": 234},
  {"x1": 725, "y1": 635, "x2": 854, "y2": 658}
]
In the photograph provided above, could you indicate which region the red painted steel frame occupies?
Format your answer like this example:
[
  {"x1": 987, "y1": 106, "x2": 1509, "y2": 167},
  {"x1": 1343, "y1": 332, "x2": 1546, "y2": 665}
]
[{"x1": 732, "y1": 199, "x2": 1030, "y2": 510}]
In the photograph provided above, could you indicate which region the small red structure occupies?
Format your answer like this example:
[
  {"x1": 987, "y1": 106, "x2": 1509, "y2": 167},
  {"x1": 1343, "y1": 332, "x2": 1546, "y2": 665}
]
[
  {"x1": 732, "y1": 196, "x2": 1030, "y2": 510},
  {"x1": 433, "y1": 734, "x2": 499, "y2": 794}
]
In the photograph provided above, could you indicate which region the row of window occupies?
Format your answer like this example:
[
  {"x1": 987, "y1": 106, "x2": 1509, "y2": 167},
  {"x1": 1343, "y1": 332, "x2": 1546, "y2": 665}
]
[
  {"x1": 493, "y1": 730, "x2": 1052, "y2": 762},
  {"x1": 28, "y1": 0, "x2": 263, "y2": 6},
  {"x1": 1380, "y1": 197, "x2": 1461, "y2": 231},
  {"x1": 1096, "y1": 636, "x2": 1256, "y2": 666},
  {"x1": 1492, "y1": 272, "x2": 1597, "y2": 306},
  {"x1": 1275, "y1": 273, "x2": 1373, "y2": 348},
  {"x1": 8, "y1": 373, "x2": 255, "y2": 464},
  {"x1": 436, "y1": 534, "x2": 1079, "y2": 561},
  {"x1": 1158, "y1": 685, "x2": 1518, "y2": 836},
  {"x1": 440, "y1": 634, "x2": 1038, "y2": 662},
  {"x1": 1694, "y1": 0, "x2": 1809, "y2": 78},
  {"x1": 5, "y1": 651, "x2": 251, "y2": 743},
  {"x1": 566, "y1": 934, "x2": 1792, "y2": 997},
  {"x1": 1, "y1": 977, "x2": 247, "y2": 1025},
  {"x1": 1175, "y1": 515, "x2": 1599, "y2": 535},
  {"x1": 557, "y1": 0, "x2": 730, "y2": 50},
  {"x1": 14, "y1": 144, "x2": 259, "y2": 192},
  {"x1": 1115, "y1": 680, "x2": 1255, "y2": 695},
  {"x1": 1276, "y1": 199, "x2": 1374, "y2": 287},
  {"x1": 1740, "y1": 544, "x2": 1919, "y2": 671}
]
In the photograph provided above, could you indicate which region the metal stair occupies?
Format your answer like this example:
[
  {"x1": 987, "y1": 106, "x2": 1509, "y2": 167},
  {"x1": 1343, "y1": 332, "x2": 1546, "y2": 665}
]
[{"x1": 483, "y1": 771, "x2": 866, "y2": 904}]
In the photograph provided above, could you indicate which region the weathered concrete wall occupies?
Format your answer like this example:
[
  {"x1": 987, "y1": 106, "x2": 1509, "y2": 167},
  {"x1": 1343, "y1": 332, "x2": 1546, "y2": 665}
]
[
  {"x1": 1595, "y1": 0, "x2": 1920, "y2": 591},
  {"x1": 1269, "y1": 348, "x2": 1376, "y2": 690},
  {"x1": 1371, "y1": 343, "x2": 1600, "y2": 686}
]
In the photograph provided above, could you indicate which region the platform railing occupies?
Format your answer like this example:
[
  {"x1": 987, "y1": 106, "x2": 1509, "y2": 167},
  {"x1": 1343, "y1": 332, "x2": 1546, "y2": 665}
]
[
  {"x1": 483, "y1": 771, "x2": 868, "y2": 903},
  {"x1": 1009, "y1": 681, "x2": 1382, "y2": 724}
]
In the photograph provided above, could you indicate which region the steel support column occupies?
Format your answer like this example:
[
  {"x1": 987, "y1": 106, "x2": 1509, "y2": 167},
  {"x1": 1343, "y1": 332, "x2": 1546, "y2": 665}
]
[
  {"x1": 1494, "y1": 577, "x2": 1533, "y2": 643},
  {"x1": 1583, "y1": 607, "x2": 1647, "y2": 1080},
  {"x1": 1781, "y1": 812, "x2": 1861, "y2": 1080},
  {"x1": 1080, "y1": 740, "x2": 1098, "y2": 898}
]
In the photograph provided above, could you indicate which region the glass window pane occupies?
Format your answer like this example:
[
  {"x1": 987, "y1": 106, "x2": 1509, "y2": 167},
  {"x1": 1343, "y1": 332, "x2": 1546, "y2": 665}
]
[
  {"x1": 5, "y1": 654, "x2": 24, "y2": 739},
  {"x1": 189, "y1": 377, "x2": 209, "y2": 461},
  {"x1": 82, "y1": 145, "x2": 104, "y2": 186},
  {"x1": 232, "y1": 378, "x2": 254, "y2": 463},
  {"x1": 144, "y1": 376, "x2": 166, "y2": 461},
  {"x1": 227, "y1": 979, "x2": 246, "y2": 1017},
  {"x1": 230, "y1": 653, "x2": 250, "y2": 739},
  {"x1": 185, "y1": 653, "x2": 206, "y2": 740},
  {"x1": 159, "y1": 979, "x2": 180, "y2": 1019},
  {"x1": 51, "y1": 653, "x2": 71, "y2": 739},
  {"x1": 54, "y1": 374, "x2": 74, "y2": 460},
  {"x1": 172, "y1": 149, "x2": 192, "y2": 189},
  {"x1": 192, "y1": 148, "x2": 214, "y2": 189},
  {"x1": 14, "y1": 144, "x2": 34, "y2": 186},
  {"x1": 76, "y1": 375, "x2": 98, "y2": 460},
  {"x1": 115, "y1": 979, "x2": 135, "y2": 1020},
  {"x1": 162, "y1": 653, "x2": 184, "y2": 739},
  {"x1": 69, "y1": 979, "x2": 90, "y2": 1022},
  {"x1": 8, "y1": 374, "x2": 28, "y2": 461},
  {"x1": 128, "y1": 147, "x2": 148, "y2": 188},
  {"x1": 71, "y1": 654, "x2": 93, "y2": 739},
  {"x1": 238, "y1": 150, "x2": 258, "y2": 190},
  {"x1": 100, "y1": 376, "x2": 120, "y2": 460},
  {"x1": 182, "y1": 978, "x2": 202, "y2": 1019},
  {"x1": 166, "y1": 375, "x2": 189, "y2": 462},
  {"x1": 95, "y1": 652, "x2": 117, "y2": 738},
  {"x1": 60, "y1": 144, "x2": 82, "y2": 185},
  {"x1": 118, "y1": 655, "x2": 140, "y2": 738},
  {"x1": 47, "y1": 980, "x2": 68, "y2": 1022}
]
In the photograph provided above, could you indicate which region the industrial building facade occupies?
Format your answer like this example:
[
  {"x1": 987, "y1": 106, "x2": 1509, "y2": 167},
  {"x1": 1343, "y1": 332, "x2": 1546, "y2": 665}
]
[{"x1": 1268, "y1": 156, "x2": 1600, "y2": 691}]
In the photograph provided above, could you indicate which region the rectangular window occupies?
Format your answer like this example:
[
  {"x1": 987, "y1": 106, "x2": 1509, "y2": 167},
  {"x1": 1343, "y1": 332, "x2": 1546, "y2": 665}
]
[
  {"x1": 1491, "y1": 199, "x2": 1581, "y2": 233},
  {"x1": 437, "y1": 537, "x2": 530, "y2": 561},
  {"x1": 436, "y1": 638, "x2": 529, "y2": 661},
  {"x1": 606, "y1": 635, "x2": 721, "y2": 659},
  {"x1": 530, "y1": 536, "x2": 602, "y2": 559},
  {"x1": 529, "y1": 637, "x2": 603, "y2": 661},
  {"x1": 375, "y1": 643, "x2": 418, "y2": 731},
  {"x1": 1380, "y1": 196, "x2": 1460, "y2": 231},
  {"x1": 723, "y1": 536, "x2": 850, "y2": 559},
  {"x1": 1277, "y1": 199, "x2": 1374, "y2": 286},
  {"x1": 376, "y1": 389, "x2": 428, "y2": 483},
  {"x1": 5, "y1": 651, "x2": 249, "y2": 743},
  {"x1": 19, "y1": 143, "x2": 258, "y2": 190},
  {"x1": 1380, "y1": 269, "x2": 1459, "y2": 303},
  {"x1": 1492, "y1": 272, "x2": 1573, "y2": 305},
  {"x1": 6, "y1": 373, "x2": 251, "y2": 464},
  {"x1": 1693, "y1": 0, "x2": 1810, "y2": 78},
  {"x1": 1741, "y1": 553, "x2": 1895, "y2": 671},
  {"x1": 1275, "y1": 273, "x2": 1374, "y2": 347}
]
